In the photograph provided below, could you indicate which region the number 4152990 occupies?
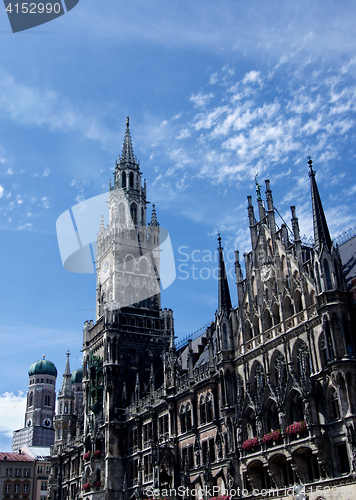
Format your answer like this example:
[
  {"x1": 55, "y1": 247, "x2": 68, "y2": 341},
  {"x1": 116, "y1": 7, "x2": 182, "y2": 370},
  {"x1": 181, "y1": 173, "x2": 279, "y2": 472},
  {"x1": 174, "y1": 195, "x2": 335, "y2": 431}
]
[{"x1": 5, "y1": 3, "x2": 61, "y2": 13}]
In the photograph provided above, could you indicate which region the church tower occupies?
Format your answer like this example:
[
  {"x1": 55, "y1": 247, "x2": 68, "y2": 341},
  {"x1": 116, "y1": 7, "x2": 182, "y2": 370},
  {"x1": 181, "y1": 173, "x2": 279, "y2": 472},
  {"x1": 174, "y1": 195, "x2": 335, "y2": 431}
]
[
  {"x1": 81, "y1": 118, "x2": 173, "y2": 500},
  {"x1": 12, "y1": 355, "x2": 57, "y2": 451},
  {"x1": 95, "y1": 116, "x2": 161, "y2": 319}
]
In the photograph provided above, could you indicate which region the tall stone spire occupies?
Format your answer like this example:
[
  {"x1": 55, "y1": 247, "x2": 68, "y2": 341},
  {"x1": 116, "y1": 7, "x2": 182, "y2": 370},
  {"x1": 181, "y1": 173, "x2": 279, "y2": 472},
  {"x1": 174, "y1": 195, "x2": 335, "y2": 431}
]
[
  {"x1": 217, "y1": 234, "x2": 232, "y2": 315},
  {"x1": 119, "y1": 116, "x2": 137, "y2": 168},
  {"x1": 150, "y1": 203, "x2": 159, "y2": 226},
  {"x1": 61, "y1": 350, "x2": 72, "y2": 396},
  {"x1": 308, "y1": 156, "x2": 332, "y2": 254}
]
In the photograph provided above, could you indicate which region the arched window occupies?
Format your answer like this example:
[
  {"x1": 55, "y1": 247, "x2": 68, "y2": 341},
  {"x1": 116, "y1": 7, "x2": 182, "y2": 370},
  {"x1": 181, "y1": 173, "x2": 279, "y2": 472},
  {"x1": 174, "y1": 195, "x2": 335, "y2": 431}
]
[
  {"x1": 130, "y1": 350, "x2": 136, "y2": 366},
  {"x1": 252, "y1": 316, "x2": 260, "y2": 337},
  {"x1": 64, "y1": 403, "x2": 68, "y2": 414},
  {"x1": 315, "y1": 262, "x2": 322, "y2": 293},
  {"x1": 324, "y1": 320, "x2": 335, "y2": 360},
  {"x1": 60, "y1": 402, "x2": 63, "y2": 414},
  {"x1": 206, "y1": 393, "x2": 213, "y2": 422},
  {"x1": 272, "y1": 303, "x2": 280, "y2": 325},
  {"x1": 139, "y1": 259, "x2": 148, "y2": 275},
  {"x1": 141, "y1": 207, "x2": 144, "y2": 224},
  {"x1": 130, "y1": 203, "x2": 137, "y2": 225},
  {"x1": 122, "y1": 171, "x2": 126, "y2": 188},
  {"x1": 263, "y1": 309, "x2": 272, "y2": 331},
  {"x1": 29, "y1": 392, "x2": 33, "y2": 407},
  {"x1": 245, "y1": 321, "x2": 253, "y2": 342},
  {"x1": 186, "y1": 403, "x2": 192, "y2": 431},
  {"x1": 324, "y1": 259, "x2": 332, "y2": 290},
  {"x1": 119, "y1": 202, "x2": 126, "y2": 225},
  {"x1": 329, "y1": 388, "x2": 340, "y2": 421},
  {"x1": 223, "y1": 324, "x2": 228, "y2": 349},
  {"x1": 126, "y1": 256, "x2": 134, "y2": 272},
  {"x1": 129, "y1": 172, "x2": 134, "y2": 188},
  {"x1": 294, "y1": 290, "x2": 303, "y2": 313},
  {"x1": 283, "y1": 296, "x2": 293, "y2": 319},
  {"x1": 45, "y1": 395, "x2": 50, "y2": 406},
  {"x1": 200, "y1": 396, "x2": 206, "y2": 424},
  {"x1": 180, "y1": 405, "x2": 186, "y2": 433}
]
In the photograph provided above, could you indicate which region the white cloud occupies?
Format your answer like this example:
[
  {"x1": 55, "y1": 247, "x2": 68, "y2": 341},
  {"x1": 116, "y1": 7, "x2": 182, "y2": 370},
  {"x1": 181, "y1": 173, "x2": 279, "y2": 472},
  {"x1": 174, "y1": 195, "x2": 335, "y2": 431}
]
[
  {"x1": 190, "y1": 92, "x2": 214, "y2": 108},
  {"x1": 0, "y1": 391, "x2": 26, "y2": 438},
  {"x1": 0, "y1": 185, "x2": 4, "y2": 198},
  {"x1": 42, "y1": 168, "x2": 50, "y2": 177},
  {"x1": 209, "y1": 73, "x2": 218, "y2": 85},
  {"x1": 242, "y1": 70, "x2": 262, "y2": 85}
]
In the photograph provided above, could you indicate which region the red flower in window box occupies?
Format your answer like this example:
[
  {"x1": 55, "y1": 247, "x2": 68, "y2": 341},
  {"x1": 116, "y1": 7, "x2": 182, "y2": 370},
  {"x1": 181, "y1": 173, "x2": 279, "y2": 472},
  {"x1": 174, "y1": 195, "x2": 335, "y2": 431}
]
[
  {"x1": 241, "y1": 437, "x2": 259, "y2": 450},
  {"x1": 262, "y1": 429, "x2": 282, "y2": 444},
  {"x1": 83, "y1": 452, "x2": 91, "y2": 461},
  {"x1": 94, "y1": 450, "x2": 101, "y2": 458},
  {"x1": 285, "y1": 420, "x2": 306, "y2": 436},
  {"x1": 83, "y1": 482, "x2": 91, "y2": 491}
]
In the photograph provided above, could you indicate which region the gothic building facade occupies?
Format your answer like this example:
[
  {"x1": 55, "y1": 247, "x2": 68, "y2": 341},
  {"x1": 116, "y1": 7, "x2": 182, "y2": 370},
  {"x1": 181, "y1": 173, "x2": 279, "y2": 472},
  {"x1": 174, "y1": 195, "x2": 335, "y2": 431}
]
[{"x1": 49, "y1": 120, "x2": 356, "y2": 500}]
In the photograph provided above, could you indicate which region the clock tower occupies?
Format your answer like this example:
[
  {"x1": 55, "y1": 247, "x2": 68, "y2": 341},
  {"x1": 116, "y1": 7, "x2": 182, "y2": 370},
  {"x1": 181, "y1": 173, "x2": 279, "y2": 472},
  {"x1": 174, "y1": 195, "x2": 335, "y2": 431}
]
[{"x1": 95, "y1": 116, "x2": 161, "y2": 319}]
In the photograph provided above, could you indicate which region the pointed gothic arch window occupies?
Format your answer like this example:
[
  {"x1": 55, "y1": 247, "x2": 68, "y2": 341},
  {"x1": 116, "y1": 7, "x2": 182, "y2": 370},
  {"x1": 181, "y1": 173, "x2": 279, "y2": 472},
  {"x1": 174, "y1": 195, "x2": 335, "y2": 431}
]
[
  {"x1": 206, "y1": 393, "x2": 213, "y2": 422},
  {"x1": 323, "y1": 259, "x2": 332, "y2": 290},
  {"x1": 130, "y1": 203, "x2": 137, "y2": 225},
  {"x1": 141, "y1": 207, "x2": 144, "y2": 225},
  {"x1": 200, "y1": 396, "x2": 206, "y2": 424},
  {"x1": 272, "y1": 303, "x2": 280, "y2": 325},
  {"x1": 263, "y1": 309, "x2": 272, "y2": 331},
  {"x1": 329, "y1": 388, "x2": 340, "y2": 421},
  {"x1": 122, "y1": 172, "x2": 126, "y2": 188},
  {"x1": 119, "y1": 202, "x2": 126, "y2": 225},
  {"x1": 245, "y1": 321, "x2": 253, "y2": 342},
  {"x1": 283, "y1": 295, "x2": 293, "y2": 319},
  {"x1": 315, "y1": 262, "x2": 322, "y2": 293},
  {"x1": 139, "y1": 259, "x2": 149, "y2": 275},
  {"x1": 60, "y1": 402, "x2": 63, "y2": 414},
  {"x1": 222, "y1": 324, "x2": 228, "y2": 349},
  {"x1": 294, "y1": 290, "x2": 303, "y2": 313},
  {"x1": 130, "y1": 350, "x2": 136, "y2": 366},
  {"x1": 129, "y1": 172, "x2": 134, "y2": 188},
  {"x1": 125, "y1": 256, "x2": 134, "y2": 273},
  {"x1": 252, "y1": 316, "x2": 260, "y2": 337},
  {"x1": 186, "y1": 403, "x2": 192, "y2": 431},
  {"x1": 288, "y1": 391, "x2": 303, "y2": 424},
  {"x1": 180, "y1": 405, "x2": 186, "y2": 434},
  {"x1": 323, "y1": 317, "x2": 335, "y2": 360},
  {"x1": 64, "y1": 402, "x2": 68, "y2": 414},
  {"x1": 45, "y1": 395, "x2": 50, "y2": 406}
]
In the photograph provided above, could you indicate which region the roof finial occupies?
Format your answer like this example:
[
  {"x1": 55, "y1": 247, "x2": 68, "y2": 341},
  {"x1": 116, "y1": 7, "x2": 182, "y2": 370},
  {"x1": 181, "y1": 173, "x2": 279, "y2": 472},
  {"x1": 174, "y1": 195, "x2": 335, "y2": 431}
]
[
  {"x1": 42, "y1": 354, "x2": 45, "y2": 360},
  {"x1": 126, "y1": 116, "x2": 129, "y2": 128},
  {"x1": 217, "y1": 232, "x2": 222, "y2": 250},
  {"x1": 307, "y1": 155, "x2": 314, "y2": 174}
]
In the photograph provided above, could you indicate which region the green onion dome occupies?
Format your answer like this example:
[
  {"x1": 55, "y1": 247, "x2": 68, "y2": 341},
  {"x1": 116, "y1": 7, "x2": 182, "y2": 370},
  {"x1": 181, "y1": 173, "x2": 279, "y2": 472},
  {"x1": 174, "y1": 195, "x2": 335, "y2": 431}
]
[
  {"x1": 71, "y1": 368, "x2": 83, "y2": 384},
  {"x1": 28, "y1": 355, "x2": 57, "y2": 378}
]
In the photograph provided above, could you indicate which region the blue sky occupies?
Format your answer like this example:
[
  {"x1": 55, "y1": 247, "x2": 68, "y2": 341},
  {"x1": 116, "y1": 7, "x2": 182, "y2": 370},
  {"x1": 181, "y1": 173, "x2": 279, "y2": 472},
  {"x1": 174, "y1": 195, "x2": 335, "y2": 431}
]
[{"x1": 1, "y1": 0, "x2": 356, "y2": 449}]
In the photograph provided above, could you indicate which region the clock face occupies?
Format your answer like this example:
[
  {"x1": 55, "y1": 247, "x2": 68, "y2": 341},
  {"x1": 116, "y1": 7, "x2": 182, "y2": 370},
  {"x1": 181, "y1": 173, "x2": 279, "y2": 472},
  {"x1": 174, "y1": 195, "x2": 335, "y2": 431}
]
[
  {"x1": 102, "y1": 260, "x2": 110, "y2": 279},
  {"x1": 43, "y1": 418, "x2": 52, "y2": 428}
]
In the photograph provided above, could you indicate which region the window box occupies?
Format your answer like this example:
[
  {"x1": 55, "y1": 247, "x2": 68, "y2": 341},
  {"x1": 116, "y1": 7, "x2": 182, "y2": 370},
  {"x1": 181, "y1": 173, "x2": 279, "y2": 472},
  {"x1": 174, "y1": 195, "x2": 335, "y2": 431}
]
[{"x1": 242, "y1": 437, "x2": 259, "y2": 450}]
